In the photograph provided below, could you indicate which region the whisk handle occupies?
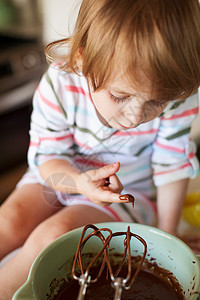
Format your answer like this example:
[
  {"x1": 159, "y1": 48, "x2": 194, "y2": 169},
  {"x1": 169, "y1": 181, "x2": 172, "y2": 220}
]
[
  {"x1": 77, "y1": 274, "x2": 91, "y2": 300},
  {"x1": 77, "y1": 285, "x2": 87, "y2": 300},
  {"x1": 113, "y1": 277, "x2": 124, "y2": 300}
]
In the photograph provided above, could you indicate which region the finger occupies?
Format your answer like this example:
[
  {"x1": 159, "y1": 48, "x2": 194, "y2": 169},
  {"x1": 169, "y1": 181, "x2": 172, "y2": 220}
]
[
  {"x1": 91, "y1": 199, "x2": 112, "y2": 207},
  {"x1": 88, "y1": 162, "x2": 120, "y2": 181},
  {"x1": 109, "y1": 174, "x2": 123, "y2": 193},
  {"x1": 96, "y1": 188, "x2": 129, "y2": 204}
]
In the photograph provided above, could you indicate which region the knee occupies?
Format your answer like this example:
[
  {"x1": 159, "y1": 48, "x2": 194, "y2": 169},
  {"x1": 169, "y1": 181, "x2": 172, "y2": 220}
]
[
  {"x1": 23, "y1": 219, "x2": 73, "y2": 253},
  {"x1": 0, "y1": 200, "x2": 28, "y2": 241}
]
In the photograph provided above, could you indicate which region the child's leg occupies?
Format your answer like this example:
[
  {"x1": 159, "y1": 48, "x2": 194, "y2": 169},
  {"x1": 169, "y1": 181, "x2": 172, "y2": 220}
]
[
  {"x1": 0, "y1": 204, "x2": 114, "y2": 299},
  {"x1": 0, "y1": 183, "x2": 62, "y2": 259}
]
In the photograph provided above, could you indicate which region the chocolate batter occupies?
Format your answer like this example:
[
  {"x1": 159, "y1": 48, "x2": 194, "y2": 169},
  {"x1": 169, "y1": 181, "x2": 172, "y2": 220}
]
[
  {"x1": 48, "y1": 225, "x2": 184, "y2": 300},
  {"x1": 54, "y1": 265, "x2": 184, "y2": 300},
  {"x1": 119, "y1": 194, "x2": 135, "y2": 207}
]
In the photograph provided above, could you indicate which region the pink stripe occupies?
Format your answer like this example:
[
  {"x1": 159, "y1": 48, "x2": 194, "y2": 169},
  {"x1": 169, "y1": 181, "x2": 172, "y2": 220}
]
[
  {"x1": 74, "y1": 158, "x2": 105, "y2": 168},
  {"x1": 155, "y1": 140, "x2": 184, "y2": 153},
  {"x1": 154, "y1": 163, "x2": 191, "y2": 176},
  {"x1": 53, "y1": 62, "x2": 62, "y2": 67},
  {"x1": 40, "y1": 134, "x2": 73, "y2": 142},
  {"x1": 73, "y1": 137, "x2": 91, "y2": 150},
  {"x1": 162, "y1": 107, "x2": 198, "y2": 120},
  {"x1": 188, "y1": 152, "x2": 195, "y2": 160},
  {"x1": 29, "y1": 141, "x2": 40, "y2": 147},
  {"x1": 69, "y1": 197, "x2": 122, "y2": 221},
  {"x1": 37, "y1": 87, "x2": 62, "y2": 113},
  {"x1": 65, "y1": 85, "x2": 90, "y2": 97},
  {"x1": 30, "y1": 134, "x2": 73, "y2": 146},
  {"x1": 114, "y1": 128, "x2": 158, "y2": 136},
  {"x1": 104, "y1": 206, "x2": 122, "y2": 221}
]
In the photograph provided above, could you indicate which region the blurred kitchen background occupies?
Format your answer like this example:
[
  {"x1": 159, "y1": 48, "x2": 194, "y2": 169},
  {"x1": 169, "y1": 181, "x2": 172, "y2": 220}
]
[
  {"x1": 0, "y1": 0, "x2": 199, "y2": 204},
  {"x1": 0, "y1": 0, "x2": 80, "y2": 203}
]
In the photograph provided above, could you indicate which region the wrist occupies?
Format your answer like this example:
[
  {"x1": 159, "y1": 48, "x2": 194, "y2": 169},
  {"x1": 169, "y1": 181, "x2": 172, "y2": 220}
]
[
  {"x1": 39, "y1": 160, "x2": 82, "y2": 194},
  {"x1": 76, "y1": 172, "x2": 90, "y2": 196}
]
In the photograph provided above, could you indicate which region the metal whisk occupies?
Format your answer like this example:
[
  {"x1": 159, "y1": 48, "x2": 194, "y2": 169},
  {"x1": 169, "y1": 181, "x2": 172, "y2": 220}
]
[
  {"x1": 72, "y1": 224, "x2": 147, "y2": 300},
  {"x1": 107, "y1": 227, "x2": 147, "y2": 300},
  {"x1": 72, "y1": 224, "x2": 113, "y2": 300}
]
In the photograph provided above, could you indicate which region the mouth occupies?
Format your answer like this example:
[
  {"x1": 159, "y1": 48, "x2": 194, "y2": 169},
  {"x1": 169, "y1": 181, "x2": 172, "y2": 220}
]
[{"x1": 119, "y1": 123, "x2": 133, "y2": 129}]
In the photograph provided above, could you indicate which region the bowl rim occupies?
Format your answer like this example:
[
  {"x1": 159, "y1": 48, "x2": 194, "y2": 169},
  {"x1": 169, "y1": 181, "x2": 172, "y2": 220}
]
[
  {"x1": 27, "y1": 222, "x2": 199, "y2": 281},
  {"x1": 13, "y1": 222, "x2": 200, "y2": 299}
]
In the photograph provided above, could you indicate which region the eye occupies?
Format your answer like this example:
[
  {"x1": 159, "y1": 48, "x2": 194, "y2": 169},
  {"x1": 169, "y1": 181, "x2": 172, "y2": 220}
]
[{"x1": 109, "y1": 92, "x2": 130, "y2": 103}]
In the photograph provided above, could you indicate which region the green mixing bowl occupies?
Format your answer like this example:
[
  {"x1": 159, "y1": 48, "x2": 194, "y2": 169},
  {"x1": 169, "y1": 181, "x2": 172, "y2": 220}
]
[{"x1": 13, "y1": 223, "x2": 200, "y2": 300}]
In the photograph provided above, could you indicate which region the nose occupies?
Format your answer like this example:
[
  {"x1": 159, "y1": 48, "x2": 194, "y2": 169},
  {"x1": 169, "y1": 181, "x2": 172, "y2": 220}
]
[{"x1": 124, "y1": 109, "x2": 144, "y2": 127}]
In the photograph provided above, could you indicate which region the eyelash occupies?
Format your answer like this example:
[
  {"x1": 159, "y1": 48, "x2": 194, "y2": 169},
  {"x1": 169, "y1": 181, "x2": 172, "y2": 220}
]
[
  {"x1": 109, "y1": 92, "x2": 168, "y2": 108},
  {"x1": 109, "y1": 92, "x2": 130, "y2": 103}
]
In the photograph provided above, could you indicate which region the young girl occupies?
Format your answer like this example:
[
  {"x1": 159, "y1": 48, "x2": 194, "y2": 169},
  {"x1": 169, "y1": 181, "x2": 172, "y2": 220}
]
[{"x1": 1, "y1": 0, "x2": 200, "y2": 298}]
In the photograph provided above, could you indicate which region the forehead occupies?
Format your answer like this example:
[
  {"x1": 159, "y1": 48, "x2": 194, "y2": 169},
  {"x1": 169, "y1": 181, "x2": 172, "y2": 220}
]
[{"x1": 107, "y1": 70, "x2": 153, "y2": 98}]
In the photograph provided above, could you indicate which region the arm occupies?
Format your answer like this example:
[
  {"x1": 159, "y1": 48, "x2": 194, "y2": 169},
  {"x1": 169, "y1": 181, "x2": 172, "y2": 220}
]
[
  {"x1": 28, "y1": 68, "x2": 130, "y2": 206},
  {"x1": 157, "y1": 178, "x2": 200, "y2": 253},
  {"x1": 157, "y1": 178, "x2": 189, "y2": 235},
  {"x1": 39, "y1": 159, "x2": 129, "y2": 206},
  {"x1": 152, "y1": 93, "x2": 199, "y2": 235}
]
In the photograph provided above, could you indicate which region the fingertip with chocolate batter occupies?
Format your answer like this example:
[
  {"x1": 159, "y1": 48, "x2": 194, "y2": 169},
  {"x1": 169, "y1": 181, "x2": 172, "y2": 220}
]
[{"x1": 119, "y1": 194, "x2": 135, "y2": 207}]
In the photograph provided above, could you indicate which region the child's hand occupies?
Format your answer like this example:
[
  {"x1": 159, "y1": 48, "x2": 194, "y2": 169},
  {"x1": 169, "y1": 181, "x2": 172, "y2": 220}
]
[{"x1": 76, "y1": 162, "x2": 128, "y2": 206}]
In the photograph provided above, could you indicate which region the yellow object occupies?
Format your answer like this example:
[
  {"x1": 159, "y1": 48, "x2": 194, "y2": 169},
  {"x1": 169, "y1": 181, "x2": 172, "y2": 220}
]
[{"x1": 182, "y1": 191, "x2": 200, "y2": 226}]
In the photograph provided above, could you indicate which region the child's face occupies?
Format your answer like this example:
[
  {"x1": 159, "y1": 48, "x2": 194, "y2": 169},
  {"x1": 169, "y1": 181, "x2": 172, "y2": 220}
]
[{"x1": 89, "y1": 74, "x2": 169, "y2": 130}]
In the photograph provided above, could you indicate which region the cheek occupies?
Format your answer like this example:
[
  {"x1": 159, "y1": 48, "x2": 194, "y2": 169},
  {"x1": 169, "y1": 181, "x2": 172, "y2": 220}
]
[
  {"x1": 143, "y1": 104, "x2": 167, "y2": 120},
  {"x1": 91, "y1": 92, "x2": 104, "y2": 110},
  {"x1": 92, "y1": 92, "x2": 119, "y2": 117}
]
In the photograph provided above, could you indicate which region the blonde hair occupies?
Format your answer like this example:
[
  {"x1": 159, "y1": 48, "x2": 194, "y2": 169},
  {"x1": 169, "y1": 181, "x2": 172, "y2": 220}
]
[{"x1": 45, "y1": 0, "x2": 200, "y2": 100}]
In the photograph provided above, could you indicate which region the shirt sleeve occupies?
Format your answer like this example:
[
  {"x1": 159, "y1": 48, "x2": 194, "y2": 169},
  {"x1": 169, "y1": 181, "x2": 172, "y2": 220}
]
[
  {"x1": 152, "y1": 90, "x2": 200, "y2": 186},
  {"x1": 28, "y1": 66, "x2": 75, "y2": 174}
]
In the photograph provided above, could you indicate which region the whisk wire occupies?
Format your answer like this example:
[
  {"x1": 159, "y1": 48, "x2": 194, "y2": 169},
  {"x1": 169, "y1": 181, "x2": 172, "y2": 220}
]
[{"x1": 72, "y1": 224, "x2": 147, "y2": 300}]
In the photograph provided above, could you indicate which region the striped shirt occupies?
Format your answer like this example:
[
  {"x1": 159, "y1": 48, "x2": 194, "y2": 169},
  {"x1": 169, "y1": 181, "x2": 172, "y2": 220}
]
[{"x1": 28, "y1": 66, "x2": 200, "y2": 199}]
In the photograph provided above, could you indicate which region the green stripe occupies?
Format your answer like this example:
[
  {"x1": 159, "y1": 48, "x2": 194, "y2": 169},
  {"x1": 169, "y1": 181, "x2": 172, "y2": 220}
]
[
  {"x1": 45, "y1": 71, "x2": 68, "y2": 119},
  {"x1": 37, "y1": 152, "x2": 74, "y2": 158},
  {"x1": 46, "y1": 71, "x2": 117, "y2": 142},
  {"x1": 169, "y1": 99, "x2": 186, "y2": 110},
  {"x1": 130, "y1": 175, "x2": 152, "y2": 184},
  {"x1": 46, "y1": 69, "x2": 127, "y2": 144},
  {"x1": 168, "y1": 90, "x2": 198, "y2": 111},
  {"x1": 46, "y1": 127, "x2": 69, "y2": 132},
  {"x1": 152, "y1": 162, "x2": 171, "y2": 167},
  {"x1": 166, "y1": 127, "x2": 190, "y2": 140},
  {"x1": 74, "y1": 122, "x2": 117, "y2": 143},
  {"x1": 135, "y1": 144, "x2": 149, "y2": 156},
  {"x1": 95, "y1": 144, "x2": 150, "y2": 156}
]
